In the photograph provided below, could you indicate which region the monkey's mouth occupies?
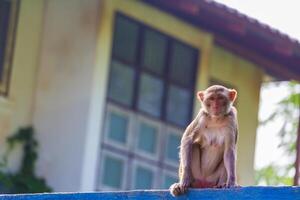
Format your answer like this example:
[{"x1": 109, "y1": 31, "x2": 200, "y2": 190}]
[
  {"x1": 211, "y1": 108, "x2": 224, "y2": 116},
  {"x1": 212, "y1": 107, "x2": 221, "y2": 113}
]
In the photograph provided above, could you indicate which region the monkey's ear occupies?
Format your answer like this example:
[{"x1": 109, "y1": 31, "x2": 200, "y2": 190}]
[
  {"x1": 197, "y1": 91, "x2": 204, "y2": 102},
  {"x1": 229, "y1": 89, "x2": 237, "y2": 102}
]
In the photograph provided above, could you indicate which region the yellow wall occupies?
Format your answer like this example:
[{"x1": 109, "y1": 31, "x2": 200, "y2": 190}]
[
  {"x1": 0, "y1": 0, "x2": 44, "y2": 170},
  {"x1": 209, "y1": 45, "x2": 263, "y2": 185}
]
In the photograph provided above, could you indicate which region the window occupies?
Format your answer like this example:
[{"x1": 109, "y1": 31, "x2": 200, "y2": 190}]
[
  {"x1": 134, "y1": 165, "x2": 154, "y2": 189},
  {"x1": 165, "y1": 131, "x2": 181, "y2": 163},
  {"x1": 107, "y1": 61, "x2": 135, "y2": 106},
  {"x1": 137, "y1": 122, "x2": 157, "y2": 154},
  {"x1": 100, "y1": 13, "x2": 201, "y2": 190},
  {"x1": 107, "y1": 13, "x2": 199, "y2": 128},
  {"x1": 166, "y1": 85, "x2": 191, "y2": 126},
  {"x1": 169, "y1": 42, "x2": 196, "y2": 87},
  {"x1": 104, "y1": 105, "x2": 133, "y2": 149},
  {"x1": 137, "y1": 73, "x2": 163, "y2": 117},
  {"x1": 0, "y1": 0, "x2": 19, "y2": 96},
  {"x1": 112, "y1": 16, "x2": 139, "y2": 63},
  {"x1": 107, "y1": 111, "x2": 128, "y2": 144},
  {"x1": 142, "y1": 29, "x2": 167, "y2": 75},
  {"x1": 101, "y1": 154, "x2": 125, "y2": 189}
]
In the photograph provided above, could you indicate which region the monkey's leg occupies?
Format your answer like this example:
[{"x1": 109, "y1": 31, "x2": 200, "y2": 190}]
[
  {"x1": 206, "y1": 162, "x2": 227, "y2": 188},
  {"x1": 191, "y1": 145, "x2": 215, "y2": 188},
  {"x1": 170, "y1": 145, "x2": 200, "y2": 196},
  {"x1": 212, "y1": 163, "x2": 240, "y2": 188},
  {"x1": 216, "y1": 165, "x2": 227, "y2": 188}
]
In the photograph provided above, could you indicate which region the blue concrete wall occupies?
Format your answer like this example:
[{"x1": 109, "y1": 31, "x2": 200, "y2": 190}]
[{"x1": 0, "y1": 187, "x2": 300, "y2": 200}]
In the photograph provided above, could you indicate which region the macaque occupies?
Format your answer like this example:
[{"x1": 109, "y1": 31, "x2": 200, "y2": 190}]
[{"x1": 170, "y1": 85, "x2": 239, "y2": 196}]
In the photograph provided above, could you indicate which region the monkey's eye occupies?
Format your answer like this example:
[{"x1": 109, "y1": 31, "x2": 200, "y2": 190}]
[
  {"x1": 209, "y1": 97, "x2": 215, "y2": 101},
  {"x1": 217, "y1": 96, "x2": 225, "y2": 100}
]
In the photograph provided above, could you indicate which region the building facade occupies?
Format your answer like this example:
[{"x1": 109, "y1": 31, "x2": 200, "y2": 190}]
[{"x1": 1, "y1": 0, "x2": 299, "y2": 192}]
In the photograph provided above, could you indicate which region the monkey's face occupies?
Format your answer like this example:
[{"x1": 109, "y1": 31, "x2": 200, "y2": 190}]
[
  {"x1": 197, "y1": 85, "x2": 237, "y2": 117},
  {"x1": 204, "y1": 93, "x2": 229, "y2": 117}
]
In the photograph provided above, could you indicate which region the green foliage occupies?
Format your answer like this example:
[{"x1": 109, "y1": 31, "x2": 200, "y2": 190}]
[
  {"x1": 256, "y1": 81, "x2": 300, "y2": 185},
  {"x1": 0, "y1": 127, "x2": 52, "y2": 193},
  {"x1": 255, "y1": 164, "x2": 293, "y2": 185}
]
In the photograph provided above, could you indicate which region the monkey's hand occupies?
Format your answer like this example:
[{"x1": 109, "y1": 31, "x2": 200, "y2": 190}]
[{"x1": 169, "y1": 174, "x2": 192, "y2": 196}]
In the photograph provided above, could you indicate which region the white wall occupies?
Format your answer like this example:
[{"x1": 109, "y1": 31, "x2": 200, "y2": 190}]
[{"x1": 33, "y1": 0, "x2": 101, "y2": 192}]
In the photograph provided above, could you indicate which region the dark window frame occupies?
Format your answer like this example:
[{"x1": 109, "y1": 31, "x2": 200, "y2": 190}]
[
  {"x1": 0, "y1": 0, "x2": 19, "y2": 96},
  {"x1": 107, "y1": 12, "x2": 200, "y2": 128}
]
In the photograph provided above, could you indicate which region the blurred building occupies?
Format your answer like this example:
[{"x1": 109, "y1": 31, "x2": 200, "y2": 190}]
[{"x1": 0, "y1": 0, "x2": 300, "y2": 192}]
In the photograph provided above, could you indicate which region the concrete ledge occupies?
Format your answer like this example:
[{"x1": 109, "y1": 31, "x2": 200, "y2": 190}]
[{"x1": 0, "y1": 187, "x2": 300, "y2": 199}]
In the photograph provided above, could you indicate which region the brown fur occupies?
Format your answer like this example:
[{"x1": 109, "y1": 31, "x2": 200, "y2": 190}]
[{"x1": 170, "y1": 85, "x2": 238, "y2": 196}]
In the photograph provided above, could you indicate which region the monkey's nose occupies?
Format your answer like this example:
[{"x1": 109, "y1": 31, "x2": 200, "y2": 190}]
[{"x1": 212, "y1": 106, "x2": 219, "y2": 110}]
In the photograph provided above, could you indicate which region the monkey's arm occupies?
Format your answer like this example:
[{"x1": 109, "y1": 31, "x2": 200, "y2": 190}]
[
  {"x1": 169, "y1": 113, "x2": 202, "y2": 196},
  {"x1": 179, "y1": 114, "x2": 201, "y2": 186},
  {"x1": 224, "y1": 127, "x2": 238, "y2": 187},
  {"x1": 179, "y1": 124, "x2": 195, "y2": 183}
]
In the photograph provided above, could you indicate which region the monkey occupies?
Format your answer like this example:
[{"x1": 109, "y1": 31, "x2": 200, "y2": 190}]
[{"x1": 169, "y1": 85, "x2": 239, "y2": 196}]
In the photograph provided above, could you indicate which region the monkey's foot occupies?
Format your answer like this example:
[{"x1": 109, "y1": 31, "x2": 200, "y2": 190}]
[
  {"x1": 169, "y1": 182, "x2": 189, "y2": 196},
  {"x1": 214, "y1": 183, "x2": 240, "y2": 188}
]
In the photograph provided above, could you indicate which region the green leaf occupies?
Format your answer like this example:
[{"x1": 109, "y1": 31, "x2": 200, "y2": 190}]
[{"x1": 0, "y1": 126, "x2": 52, "y2": 193}]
